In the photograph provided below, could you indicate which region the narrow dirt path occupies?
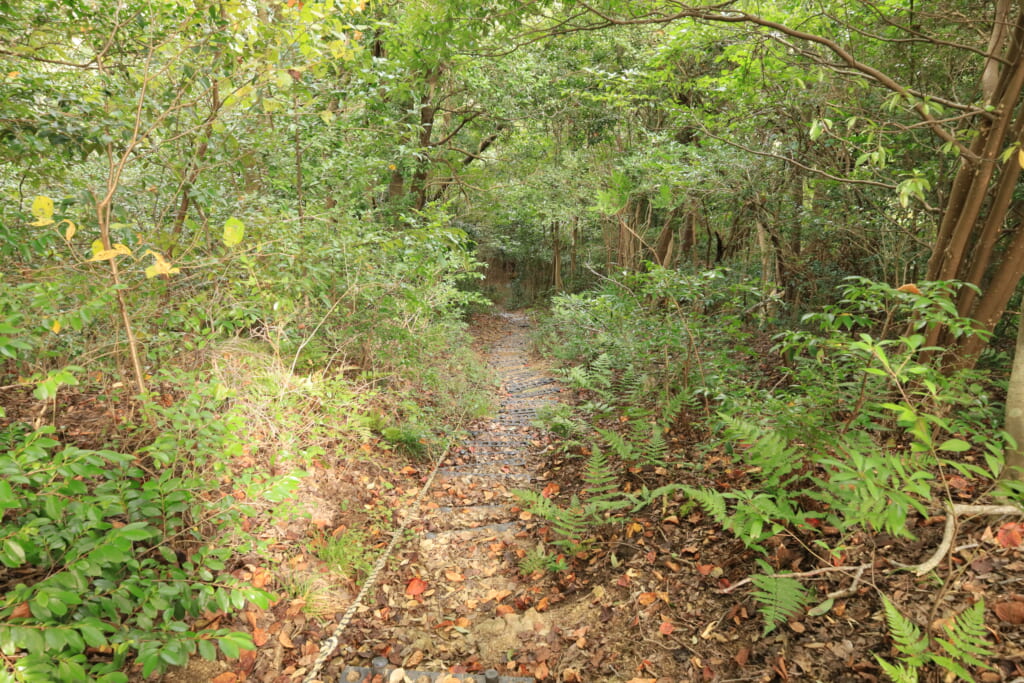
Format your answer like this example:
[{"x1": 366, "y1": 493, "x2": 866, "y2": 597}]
[{"x1": 332, "y1": 312, "x2": 574, "y2": 683}]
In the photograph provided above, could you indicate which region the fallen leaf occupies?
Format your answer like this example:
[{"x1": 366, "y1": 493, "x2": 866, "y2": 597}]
[
  {"x1": 253, "y1": 627, "x2": 269, "y2": 647},
  {"x1": 997, "y1": 522, "x2": 1024, "y2": 548},
  {"x1": 541, "y1": 482, "x2": 560, "y2": 498},
  {"x1": 404, "y1": 650, "x2": 424, "y2": 667},
  {"x1": 696, "y1": 563, "x2": 716, "y2": 576},
  {"x1": 239, "y1": 648, "x2": 257, "y2": 673},
  {"x1": 638, "y1": 592, "x2": 658, "y2": 606},
  {"x1": 400, "y1": 466, "x2": 419, "y2": 475},
  {"x1": 11, "y1": 602, "x2": 29, "y2": 619},
  {"x1": 278, "y1": 630, "x2": 295, "y2": 648},
  {"x1": 534, "y1": 661, "x2": 549, "y2": 679},
  {"x1": 734, "y1": 646, "x2": 750, "y2": 666},
  {"x1": 444, "y1": 570, "x2": 465, "y2": 582},
  {"x1": 406, "y1": 576, "x2": 428, "y2": 597},
  {"x1": 788, "y1": 621, "x2": 806, "y2": 633},
  {"x1": 994, "y1": 600, "x2": 1024, "y2": 625},
  {"x1": 496, "y1": 604, "x2": 515, "y2": 616},
  {"x1": 212, "y1": 674, "x2": 238, "y2": 683},
  {"x1": 659, "y1": 621, "x2": 675, "y2": 635}
]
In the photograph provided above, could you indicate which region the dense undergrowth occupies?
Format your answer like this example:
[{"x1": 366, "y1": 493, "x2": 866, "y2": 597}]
[
  {"x1": 527, "y1": 265, "x2": 1022, "y2": 681},
  {"x1": 0, "y1": 205, "x2": 492, "y2": 682}
]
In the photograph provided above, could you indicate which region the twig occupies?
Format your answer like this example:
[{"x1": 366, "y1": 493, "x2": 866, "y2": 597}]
[
  {"x1": 908, "y1": 503, "x2": 1022, "y2": 576},
  {"x1": 719, "y1": 564, "x2": 871, "y2": 594}
]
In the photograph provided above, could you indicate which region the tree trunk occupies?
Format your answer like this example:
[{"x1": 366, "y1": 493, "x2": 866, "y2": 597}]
[
  {"x1": 1003, "y1": 305, "x2": 1024, "y2": 481},
  {"x1": 923, "y1": 6, "x2": 1024, "y2": 365}
]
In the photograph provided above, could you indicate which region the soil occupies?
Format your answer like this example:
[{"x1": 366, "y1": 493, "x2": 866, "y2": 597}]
[{"x1": 8, "y1": 313, "x2": 1024, "y2": 682}]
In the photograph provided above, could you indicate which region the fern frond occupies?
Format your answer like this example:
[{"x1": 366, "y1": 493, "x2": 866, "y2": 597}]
[
  {"x1": 936, "y1": 599, "x2": 992, "y2": 670},
  {"x1": 582, "y1": 446, "x2": 618, "y2": 501},
  {"x1": 643, "y1": 424, "x2": 668, "y2": 466},
  {"x1": 749, "y1": 572, "x2": 812, "y2": 635},
  {"x1": 873, "y1": 656, "x2": 919, "y2": 683},
  {"x1": 681, "y1": 485, "x2": 728, "y2": 524},
  {"x1": 597, "y1": 428, "x2": 634, "y2": 462},
  {"x1": 880, "y1": 596, "x2": 928, "y2": 664},
  {"x1": 720, "y1": 414, "x2": 798, "y2": 489}
]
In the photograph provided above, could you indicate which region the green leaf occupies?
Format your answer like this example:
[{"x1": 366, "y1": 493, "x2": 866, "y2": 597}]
[
  {"x1": 222, "y1": 217, "x2": 245, "y2": 248},
  {"x1": 197, "y1": 638, "x2": 217, "y2": 661},
  {"x1": 938, "y1": 438, "x2": 971, "y2": 453},
  {"x1": 217, "y1": 636, "x2": 240, "y2": 659},
  {"x1": 3, "y1": 540, "x2": 26, "y2": 566}
]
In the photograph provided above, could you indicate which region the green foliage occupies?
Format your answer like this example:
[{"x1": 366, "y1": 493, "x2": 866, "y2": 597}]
[
  {"x1": 315, "y1": 528, "x2": 374, "y2": 581},
  {"x1": 0, "y1": 379, "x2": 279, "y2": 680},
  {"x1": 748, "y1": 567, "x2": 813, "y2": 635},
  {"x1": 876, "y1": 597, "x2": 993, "y2": 682}
]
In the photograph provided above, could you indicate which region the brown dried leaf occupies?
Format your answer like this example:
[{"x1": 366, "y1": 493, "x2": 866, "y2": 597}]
[
  {"x1": 253, "y1": 627, "x2": 269, "y2": 647},
  {"x1": 994, "y1": 600, "x2": 1024, "y2": 625},
  {"x1": 278, "y1": 629, "x2": 295, "y2": 648}
]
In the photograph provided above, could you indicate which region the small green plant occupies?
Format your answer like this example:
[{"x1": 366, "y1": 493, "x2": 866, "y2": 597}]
[
  {"x1": 316, "y1": 528, "x2": 374, "y2": 581},
  {"x1": 875, "y1": 596, "x2": 993, "y2": 682},
  {"x1": 748, "y1": 562, "x2": 814, "y2": 635},
  {"x1": 518, "y1": 546, "x2": 568, "y2": 575}
]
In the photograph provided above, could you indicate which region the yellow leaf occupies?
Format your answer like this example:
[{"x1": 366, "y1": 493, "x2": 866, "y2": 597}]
[
  {"x1": 51, "y1": 320, "x2": 61, "y2": 334},
  {"x1": 30, "y1": 195, "x2": 54, "y2": 227},
  {"x1": 143, "y1": 250, "x2": 181, "y2": 278},
  {"x1": 61, "y1": 220, "x2": 76, "y2": 241},
  {"x1": 222, "y1": 217, "x2": 244, "y2": 247},
  {"x1": 319, "y1": 110, "x2": 335, "y2": 125},
  {"x1": 1018, "y1": 148, "x2": 1024, "y2": 169},
  {"x1": 89, "y1": 243, "x2": 131, "y2": 261}
]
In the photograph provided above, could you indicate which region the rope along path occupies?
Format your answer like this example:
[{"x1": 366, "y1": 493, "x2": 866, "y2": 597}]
[{"x1": 301, "y1": 433, "x2": 454, "y2": 683}]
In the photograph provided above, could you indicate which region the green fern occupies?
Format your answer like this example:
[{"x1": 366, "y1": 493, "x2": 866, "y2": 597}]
[
  {"x1": 933, "y1": 599, "x2": 993, "y2": 679},
  {"x1": 582, "y1": 447, "x2": 618, "y2": 501},
  {"x1": 720, "y1": 414, "x2": 799, "y2": 490},
  {"x1": 656, "y1": 389, "x2": 691, "y2": 430},
  {"x1": 749, "y1": 569, "x2": 812, "y2": 635},
  {"x1": 876, "y1": 596, "x2": 993, "y2": 682},
  {"x1": 681, "y1": 485, "x2": 728, "y2": 524}
]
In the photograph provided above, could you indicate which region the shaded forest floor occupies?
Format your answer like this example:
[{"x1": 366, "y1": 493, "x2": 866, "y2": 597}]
[
  {"x1": 7, "y1": 312, "x2": 1023, "y2": 683},
  {"x1": 155, "y1": 313, "x2": 1024, "y2": 682}
]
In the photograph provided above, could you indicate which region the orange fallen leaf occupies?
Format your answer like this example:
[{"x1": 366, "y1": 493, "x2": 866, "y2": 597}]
[
  {"x1": 997, "y1": 522, "x2": 1024, "y2": 548},
  {"x1": 534, "y1": 660, "x2": 550, "y2": 679},
  {"x1": 455, "y1": 616, "x2": 470, "y2": 628},
  {"x1": 212, "y1": 674, "x2": 238, "y2": 683},
  {"x1": 696, "y1": 563, "x2": 716, "y2": 576},
  {"x1": 253, "y1": 627, "x2": 269, "y2": 647},
  {"x1": 400, "y1": 466, "x2": 419, "y2": 475},
  {"x1": 404, "y1": 650, "x2": 424, "y2": 667},
  {"x1": 444, "y1": 570, "x2": 465, "y2": 582},
  {"x1": 541, "y1": 482, "x2": 560, "y2": 498},
  {"x1": 659, "y1": 621, "x2": 675, "y2": 635},
  {"x1": 251, "y1": 566, "x2": 272, "y2": 589},
  {"x1": 496, "y1": 604, "x2": 515, "y2": 616},
  {"x1": 406, "y1": 576, "x2": 428, "y2": 597},
  {"x1": 638, "y1": 592, "x2": 658, "y2": 606}
]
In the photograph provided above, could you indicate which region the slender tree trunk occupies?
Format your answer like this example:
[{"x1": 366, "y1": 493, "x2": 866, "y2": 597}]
[{"x1": 1003, "y1": 304, "x2": 1024, "y2": 481}]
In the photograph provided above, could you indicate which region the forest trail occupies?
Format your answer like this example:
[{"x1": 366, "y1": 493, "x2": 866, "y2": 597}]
[{"x1": 330, "y1": 312, "x2": 569, "y2": 683}]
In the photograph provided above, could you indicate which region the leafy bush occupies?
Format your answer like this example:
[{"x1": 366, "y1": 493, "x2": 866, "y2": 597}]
[{"x1": 0, "y1": 375, "x2": 290, "y2": 681}]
